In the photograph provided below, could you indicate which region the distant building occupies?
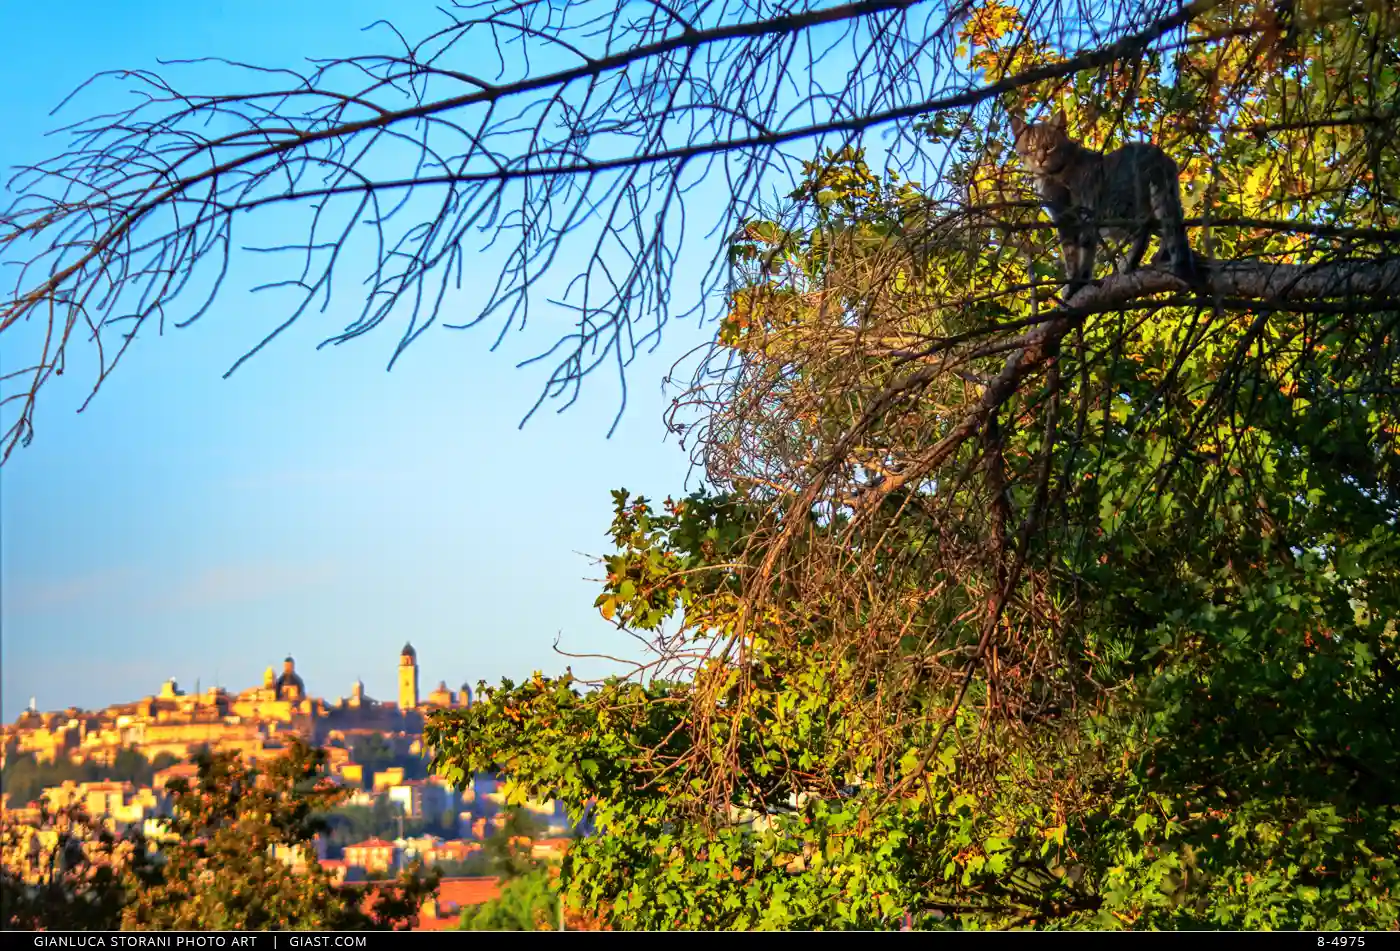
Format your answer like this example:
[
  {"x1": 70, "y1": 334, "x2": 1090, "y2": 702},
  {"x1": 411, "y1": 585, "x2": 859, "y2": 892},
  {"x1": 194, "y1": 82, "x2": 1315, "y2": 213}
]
[
  {"x1": 398, "y1": 644, "x2": 419, "y2": 712},
  {"x1": 531, "y1": 838, "x2": 572, "y2": 863},
  {"x1": 372, "y1": 767, "x2": 406, "y2": 792},
  {"x1": 270, "y1": 837, "x2": 326, "y2": 872},
  {"x1": 468, "y1": 815, "x2": 511, "y2": 841},
  {"x1": 386, "y1": 779, "x2": 454, "y2": 820},
  {"x1": 152, "y1": 763, "x2": 200, "y2": 791},
  {"x1": 38, "y1": 780, "x2": 171, "y2": 835},
  {"x1": 392, "y1": 833, "x2": 441, "y2": 863},
  {"x1": 342, "y1": 788, "x2": 375, "y2": 808},
  {"x1": 275, "y1": 657, "x2": 306, "y2": 702},
  {"x1": 343, "y1": 837, "x2": 399, "y2": 874},
  {"x1": 425, "y1": 681, "x2": 455, "y2": 709},
  {"x1": 422, "y1": 839, "x2": 481, "y2": 866},
  {"x1": 2, "y1": 643, "x2": 469, "y2": 770}
]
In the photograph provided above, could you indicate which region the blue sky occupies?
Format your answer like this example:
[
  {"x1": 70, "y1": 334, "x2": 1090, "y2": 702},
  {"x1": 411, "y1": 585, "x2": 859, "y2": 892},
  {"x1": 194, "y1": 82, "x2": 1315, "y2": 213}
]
[{"x1": 0, "y1": 1, "x2": 716, "y2": 720}]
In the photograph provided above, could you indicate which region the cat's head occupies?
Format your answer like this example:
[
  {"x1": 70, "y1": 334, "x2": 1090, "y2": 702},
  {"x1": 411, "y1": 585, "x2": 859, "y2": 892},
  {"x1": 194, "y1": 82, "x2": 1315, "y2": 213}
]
[{"x1": 1009, "y1": 111, "x2": 1071, "y2": 174}]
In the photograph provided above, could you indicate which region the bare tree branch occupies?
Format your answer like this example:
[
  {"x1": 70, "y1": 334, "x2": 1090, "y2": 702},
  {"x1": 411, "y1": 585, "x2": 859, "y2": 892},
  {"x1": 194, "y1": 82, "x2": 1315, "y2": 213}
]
[{"x1": 0, "y1": 0, "x2": 1227, "y2": 461}]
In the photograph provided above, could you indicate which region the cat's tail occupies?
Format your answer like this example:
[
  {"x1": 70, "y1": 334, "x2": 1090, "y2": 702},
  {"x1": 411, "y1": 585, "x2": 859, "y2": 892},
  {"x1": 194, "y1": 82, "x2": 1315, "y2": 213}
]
[{"x1": 1148, "y1": 160, "x2": 1203, "y2": 286}]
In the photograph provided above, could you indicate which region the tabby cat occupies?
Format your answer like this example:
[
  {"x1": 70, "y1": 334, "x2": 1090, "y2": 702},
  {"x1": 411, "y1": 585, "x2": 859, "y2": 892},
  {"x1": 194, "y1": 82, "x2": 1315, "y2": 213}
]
[{"x1": 1009, "y1": 111, "x2": 1204, "y2": 295}]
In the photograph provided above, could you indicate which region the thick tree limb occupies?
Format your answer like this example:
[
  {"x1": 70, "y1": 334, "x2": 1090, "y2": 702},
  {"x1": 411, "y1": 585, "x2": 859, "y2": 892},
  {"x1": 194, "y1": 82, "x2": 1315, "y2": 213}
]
[{"x1": 811, "y1": 255, "x2": 1400, "y2": 516}]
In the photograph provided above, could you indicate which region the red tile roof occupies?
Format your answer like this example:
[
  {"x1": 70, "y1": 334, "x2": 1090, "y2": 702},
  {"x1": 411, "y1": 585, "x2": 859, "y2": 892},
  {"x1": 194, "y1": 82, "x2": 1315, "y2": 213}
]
[
  {"x1": 437, "y1": 876, "x2": 502, "y2": 907},
  {"x1": 413, "y1": 877, "x2": 503, "y2": 931},
  {"x1": 345, "y1": 837, "x2": 396, "y2": 850}
]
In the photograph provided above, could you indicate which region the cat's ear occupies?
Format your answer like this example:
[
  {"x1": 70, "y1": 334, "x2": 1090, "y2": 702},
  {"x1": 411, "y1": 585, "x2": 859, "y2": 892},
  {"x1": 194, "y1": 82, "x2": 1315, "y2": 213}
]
[{"x1": 1050, "y1": 109, "x2": 1069, "y2": 131}]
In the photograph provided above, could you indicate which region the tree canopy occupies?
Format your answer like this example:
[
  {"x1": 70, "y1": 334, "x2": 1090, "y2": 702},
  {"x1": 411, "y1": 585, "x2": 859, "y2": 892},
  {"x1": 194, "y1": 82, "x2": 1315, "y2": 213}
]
[
  {"x1": 1, "y1": 799, "x2": 152, "y2": 930},
  {"x1": 2, "y1": 741, "x2": 439, "y2": 931},
  {"x1": 426, "y1": 0, "x2": 1399, "y2": 931},
  {"x1": 457, "y1": 868, "x2": 561, "y2": 931},
  {"x1": 4, "y1": 1, "x2": 1396, "y2": 456},
  {"x1": 122, "y1": 741, "x2": 438, "y2": 930}
]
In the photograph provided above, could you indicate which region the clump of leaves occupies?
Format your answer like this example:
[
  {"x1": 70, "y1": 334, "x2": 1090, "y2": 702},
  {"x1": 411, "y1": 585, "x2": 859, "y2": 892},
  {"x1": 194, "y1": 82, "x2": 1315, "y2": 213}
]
[
  {"x1": 1, "y1": 800, "x2": 153, "y2": 929},
  {"x1": 457, "y1": 868, "x2": 561, "y2": 931},
  {"x1": 121, "y1": 739, "x2": 438, "y2": 931}
]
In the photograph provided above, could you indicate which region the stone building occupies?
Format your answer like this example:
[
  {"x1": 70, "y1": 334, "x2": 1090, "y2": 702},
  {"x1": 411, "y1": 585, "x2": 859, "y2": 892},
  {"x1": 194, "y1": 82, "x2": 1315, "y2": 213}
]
[{"x1": 3, "y1": 644, "x2": 470, "y2": 773}]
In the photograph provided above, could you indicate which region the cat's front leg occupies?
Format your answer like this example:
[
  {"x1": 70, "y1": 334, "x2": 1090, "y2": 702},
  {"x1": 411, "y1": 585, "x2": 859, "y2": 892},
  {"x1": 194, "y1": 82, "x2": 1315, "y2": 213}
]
[
  {"x1": 1119, "y1": 223, "x2": 1152, "y2": 274},
  {"x1": 1066, "y1": 228, "x2": 1098, "y2": 297},
  {"x1": 1054, "y1": 210, "x2": 1097, "y2": 298}
]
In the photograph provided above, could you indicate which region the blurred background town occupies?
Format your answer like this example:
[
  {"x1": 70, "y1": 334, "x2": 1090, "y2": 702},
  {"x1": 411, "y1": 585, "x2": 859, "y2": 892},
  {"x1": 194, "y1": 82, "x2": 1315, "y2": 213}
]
[{"x1": 1, "y1": 643, "x2": 583, "y2": 928}]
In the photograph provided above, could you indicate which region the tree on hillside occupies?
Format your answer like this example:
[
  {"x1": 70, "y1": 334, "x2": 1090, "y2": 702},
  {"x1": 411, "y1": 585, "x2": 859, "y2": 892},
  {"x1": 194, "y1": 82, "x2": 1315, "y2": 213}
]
[
  {"x1": 2, "y1": 745, "x2": 443, "y2": 931},
  {"x1": 121, "y1": 740, "x2": 439, "y2": 931},
  {"x1": 453, "y1": 810, "x2": 569, "y2": 931},
  {"x1": 1, "y1": 749, "x2": 181, "y2": 807},
  {"x1": 1, "y1": 800, "x2": 153, "y2": 930},
  {"x1": 457, "y1": 868, "x2": 561, "y2": 932},
  {"x1": 478, "y1": 807, "x2": 545, "y2": 880}
]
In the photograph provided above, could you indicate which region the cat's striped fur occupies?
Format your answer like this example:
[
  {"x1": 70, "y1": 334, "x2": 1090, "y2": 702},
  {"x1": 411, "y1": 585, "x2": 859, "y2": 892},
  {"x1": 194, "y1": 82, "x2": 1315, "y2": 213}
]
[{"x1": 1009, "y1": 111, "x2": 1203, "y2": 295}]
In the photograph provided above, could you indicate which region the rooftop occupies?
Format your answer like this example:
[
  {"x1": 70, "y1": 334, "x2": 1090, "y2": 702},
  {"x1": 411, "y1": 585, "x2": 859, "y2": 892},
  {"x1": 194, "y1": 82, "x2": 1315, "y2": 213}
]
[{"x1": 345, "y1": 837, "x2": 397, "y2": 850}]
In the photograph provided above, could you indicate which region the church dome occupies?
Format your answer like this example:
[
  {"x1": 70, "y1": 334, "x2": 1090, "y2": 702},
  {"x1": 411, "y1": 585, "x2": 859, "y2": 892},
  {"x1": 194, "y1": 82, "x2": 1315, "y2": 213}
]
[
  {"x1": 276, "y1": 672, "x2": 305, "y2": 691},
  {"x1": 400, "y1": 642, "x2": 416, "y2": 660},
  {"x1": 275, "y1": 656, "x2": 305, "y2": 695}
]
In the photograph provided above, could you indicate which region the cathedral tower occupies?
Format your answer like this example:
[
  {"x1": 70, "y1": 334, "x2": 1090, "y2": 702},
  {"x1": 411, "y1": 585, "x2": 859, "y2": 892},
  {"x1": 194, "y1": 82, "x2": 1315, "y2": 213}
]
[{"x1": 398, "y1": 643, "x2": 419, "y2": 711}]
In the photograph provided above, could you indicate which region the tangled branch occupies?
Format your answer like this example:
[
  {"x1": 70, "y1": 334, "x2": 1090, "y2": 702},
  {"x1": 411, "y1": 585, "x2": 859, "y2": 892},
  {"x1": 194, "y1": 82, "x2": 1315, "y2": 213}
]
[{"x1": 3, "y1": 0, "x2": 1215, "y2": 461}]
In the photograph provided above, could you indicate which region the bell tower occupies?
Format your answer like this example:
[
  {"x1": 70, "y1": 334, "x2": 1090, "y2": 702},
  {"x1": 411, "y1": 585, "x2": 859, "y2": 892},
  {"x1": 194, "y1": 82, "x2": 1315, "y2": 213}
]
[{"x1": 398, "y1": 643, "x2": 419, "y2": 711}]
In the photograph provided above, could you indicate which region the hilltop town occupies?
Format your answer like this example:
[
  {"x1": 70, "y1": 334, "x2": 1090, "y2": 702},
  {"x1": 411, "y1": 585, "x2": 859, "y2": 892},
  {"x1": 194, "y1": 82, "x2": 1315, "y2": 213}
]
[
  {"x1": 4, "y1": 642, "x2": 464, "y2": 767},
  {"x1": 1, "y1": 643, "x2": 574, "y2": 925}
]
